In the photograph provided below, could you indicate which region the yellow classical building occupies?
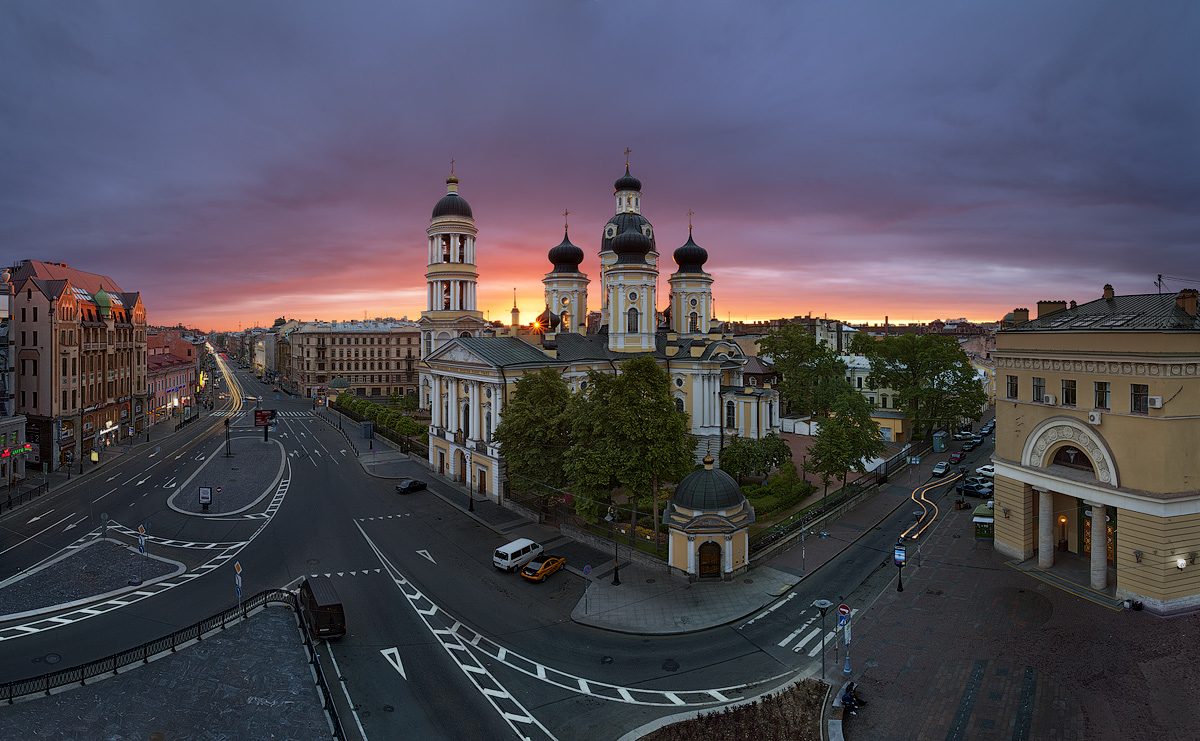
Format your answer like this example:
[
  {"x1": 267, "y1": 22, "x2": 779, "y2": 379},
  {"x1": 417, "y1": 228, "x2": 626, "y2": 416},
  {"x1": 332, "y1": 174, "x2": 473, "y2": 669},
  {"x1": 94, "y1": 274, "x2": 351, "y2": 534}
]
[
  {"x1": 665, "y1": 456, "x2": 754, "y2": 579},
  {"x1": 992, "y1": 287, "x2": 1200, "y2": 615}
]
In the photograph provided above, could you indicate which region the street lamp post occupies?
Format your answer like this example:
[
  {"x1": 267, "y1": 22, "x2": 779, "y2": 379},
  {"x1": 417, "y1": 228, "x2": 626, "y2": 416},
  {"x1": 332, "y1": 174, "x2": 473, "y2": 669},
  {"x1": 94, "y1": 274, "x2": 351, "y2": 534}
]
[
  {"x1": 896, "y1": 539, "x2": 906, "y2": 592},
  {"x1": 913, "y1": 509, "x2": 923, "y2": 566},
  {"x1": 812, "y1": 599, "x2": 832, "y2": 681},
  {"x1": 605, "y1": 508, "x2": 621, "y2": 586}
]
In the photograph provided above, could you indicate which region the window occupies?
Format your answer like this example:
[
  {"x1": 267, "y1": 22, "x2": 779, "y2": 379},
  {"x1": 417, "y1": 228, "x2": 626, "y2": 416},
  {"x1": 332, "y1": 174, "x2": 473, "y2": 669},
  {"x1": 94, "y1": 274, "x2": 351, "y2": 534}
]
[
  {"x1": 881, "y1": 395, "x2": 888, "y2": 409},
  {"x1": 1006, "y1": 375, "x2": 1018, "y2": 399},
  {"x1": 627, "y1": 307, "x2": 639, "y2": 333},
  {"x1": 33, "y1": 307, "x2": 37, "y2": 322},
  {"x1": 675, "y1": 397, "x2": 684, "y2": 413},
  {"x1": 725, "y1": 400, "x2": 736, "y2": 429},
  {"x1": 689, "y1": 312, "x2": 699, "y2": 332},
  {"x1": 1032, "y1": 377, "x2": 1045, "y2": 402},
  {"x1": 1094, "y1": 382, "x2": 1110, "y2": 410},
  {"x1": 21, "y1": 308, "x2": 25, "y2": 321},
  {"x1": 1062, "y1": 379, "x2": 1076, "y2": 406},
  {"x1": 856, "y1": 376, "x2": 863, "y2": 389},
  {"x1": 62, "y1": 358, "x2": 67, "y2": 376},
  {"x1": 1131, "y1": 384, "x2": 1149, "y2": 414}
]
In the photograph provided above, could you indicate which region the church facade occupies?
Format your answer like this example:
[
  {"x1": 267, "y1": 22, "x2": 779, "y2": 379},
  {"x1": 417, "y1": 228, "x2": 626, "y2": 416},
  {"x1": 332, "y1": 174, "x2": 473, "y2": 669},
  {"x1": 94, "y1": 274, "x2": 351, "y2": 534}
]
[{"x1": 418, "y1": 164, "x2": 782, "y2": 502}]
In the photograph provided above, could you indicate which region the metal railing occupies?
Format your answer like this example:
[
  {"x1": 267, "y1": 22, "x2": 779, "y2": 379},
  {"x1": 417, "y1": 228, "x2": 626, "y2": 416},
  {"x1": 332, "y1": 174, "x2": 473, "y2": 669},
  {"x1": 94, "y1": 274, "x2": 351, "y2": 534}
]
[{"x1": 0, "y1": 588, "x2": 345, "y2": 740}]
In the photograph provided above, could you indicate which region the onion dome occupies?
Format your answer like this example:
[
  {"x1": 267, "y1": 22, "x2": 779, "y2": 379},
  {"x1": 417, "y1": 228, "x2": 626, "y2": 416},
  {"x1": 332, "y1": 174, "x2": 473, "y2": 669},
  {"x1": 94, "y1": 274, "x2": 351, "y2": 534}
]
[
  {"x1": 431, "y1": 175, "x2": 473, "y2": 219},
  {"x1": 613, "y1": 165, "x2": 642, "y2": 193},
  {"x1": 548, "y1": 230, "x2": 585, "y2": 274},
  {"x1": 535, "y1": 306, "x2": 562, "y2": 332},
  {"x1": 673, "y1": 232, "x2": 708, "y2": 274},
  {"x1": 671, "y1": 456, "x2": 745, "y2": 511},
  {"x1": 601, "y1": 212, "x2": 656, "y2": 262}
]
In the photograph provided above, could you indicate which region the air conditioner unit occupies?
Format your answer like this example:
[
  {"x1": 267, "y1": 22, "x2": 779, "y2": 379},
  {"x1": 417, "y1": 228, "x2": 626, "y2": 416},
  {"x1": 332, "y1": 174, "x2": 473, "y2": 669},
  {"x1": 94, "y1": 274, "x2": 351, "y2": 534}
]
[
  {"x1": 1148, "y1": 396, "x2": 1163, "y2": 409},
  {"x1": 1043, "y1": 394, "x2": 1056, "y2": 405},
  {"x1": 1087, "y1": 411, "x2": 1102, "y2": 425}
]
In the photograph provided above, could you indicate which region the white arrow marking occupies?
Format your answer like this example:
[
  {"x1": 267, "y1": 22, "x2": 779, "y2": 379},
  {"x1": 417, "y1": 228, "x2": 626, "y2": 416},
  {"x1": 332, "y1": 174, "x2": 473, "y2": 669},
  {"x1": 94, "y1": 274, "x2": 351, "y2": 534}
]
[
  {"x1": 416, "y1": 549, "x2": 436, "y2": 564},
  {"x1": 62, "y1": 517, "x2": 86, "y2": 533},
  {"x1": 26, "y1": 514, "x2": 45, "y2": 524},
  {"x1": 340, "y1": 449, "x2": 347, "y2": 455},
  {"x1": 106, "y1": 475, "x2": 118, "y2": 482},
  {"x1": 380, "y1": 647, "x2": 407, "y2": 679},
  {"x1": 137, "y1": 477, "x2": 151, "y2": 486}
]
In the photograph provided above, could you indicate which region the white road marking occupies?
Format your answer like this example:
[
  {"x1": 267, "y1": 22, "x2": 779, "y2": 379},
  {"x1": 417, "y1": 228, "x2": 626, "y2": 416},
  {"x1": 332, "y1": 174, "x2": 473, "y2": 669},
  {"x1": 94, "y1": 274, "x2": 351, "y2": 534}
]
[
  {"x1": 1, "y1": 513, "x2": 76, "y2": 556},
  {"x1": 93, "y1": 487, "x2": 118, "y2": 503},
  {"x1": 740, "y1": 592, "x2": 795, "y2": 629},
  {"x1": 791, "y1": 628, "x2": 823, "y2": 653},
  {"x1": 137, "y1": 476, "x2": 151, "y2": 486},
  {"x1": 61, "y1": 516, "x2": 86, "y2": 533},
  {"x1": 326, "y1": 643, "x2": 370, "y2": 741},
  {"x1": 416, "y1": 549, "x2": 436, "y2": 564},
  {"x1": 26, "y1": 513, "x2": 47, "y2": 524},
  {"x1": 106, "y1": 475, "x2": 118, "y2": 482},
  {"x1": 380, "y1": 647, "x2": 407, "y2": 679}
]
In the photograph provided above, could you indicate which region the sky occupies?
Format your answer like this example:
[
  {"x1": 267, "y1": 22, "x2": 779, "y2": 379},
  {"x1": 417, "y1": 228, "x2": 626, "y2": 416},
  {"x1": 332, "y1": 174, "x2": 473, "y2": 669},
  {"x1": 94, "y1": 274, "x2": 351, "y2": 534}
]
[{"x1": 2, "y1": 1, "x2": 1197, "y2": 332}]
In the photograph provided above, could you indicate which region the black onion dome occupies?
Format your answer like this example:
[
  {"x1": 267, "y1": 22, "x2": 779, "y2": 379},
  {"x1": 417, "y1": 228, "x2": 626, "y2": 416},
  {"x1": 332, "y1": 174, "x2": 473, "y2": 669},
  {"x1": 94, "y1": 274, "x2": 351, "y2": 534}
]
[
  {"x1": 673, "y1": 234, "x2": 708, "y2": 273},
  {"x1": 431, "y1": 176, "x2": 473, "y2": 219},
  {"x1": 548, "y1": 231, "x2": 585, "y2": 273},
  {"x1": 613, "y1": 165, "x2": 642, "y2": 193},
  {"x1": 535, "y1": 306, "x2": 562, "y2": 331},
  {"x1": 671, "y1": 458, "x2": 745, "y2": 511},
  {"x1": 600, "y1": 212, "x2": 656, "y2": 258}
]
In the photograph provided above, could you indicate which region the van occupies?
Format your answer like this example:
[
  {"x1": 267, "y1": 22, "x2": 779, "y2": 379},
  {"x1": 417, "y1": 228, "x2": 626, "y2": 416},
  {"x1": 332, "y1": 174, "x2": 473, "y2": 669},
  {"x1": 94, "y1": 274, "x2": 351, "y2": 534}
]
[
  {"x1": 493, "y1": 538, "x2": 543, "y2": 572},
  {"x1": 298, "y1": 576, "x2": 346, "y2": 639}
]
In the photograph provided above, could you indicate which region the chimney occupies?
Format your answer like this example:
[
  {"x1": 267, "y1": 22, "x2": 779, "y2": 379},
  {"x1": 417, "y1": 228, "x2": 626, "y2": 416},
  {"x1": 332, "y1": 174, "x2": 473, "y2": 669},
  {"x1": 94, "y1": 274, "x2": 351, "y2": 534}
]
[
  {"x1": 1177, "y1": 289, "x2": 1198, "y2": 317},
  {"x1": 1070, "y1": 300, "x2": 1077, "y2": 309},
  {"x1": 1037, "y1": 300, "x2": 1068, "y2": 318},
  {"x1": 1013, "y1": 308, "x2": 1029, "y2": 324},
  {"x1": 1103, "y1": 284, "x2": 1115, "y2": 300}
]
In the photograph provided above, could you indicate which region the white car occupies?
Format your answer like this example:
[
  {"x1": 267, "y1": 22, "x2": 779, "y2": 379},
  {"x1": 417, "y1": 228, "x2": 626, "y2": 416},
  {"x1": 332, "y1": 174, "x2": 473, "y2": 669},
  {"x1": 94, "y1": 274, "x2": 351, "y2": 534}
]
[
  {"x1": 932, "y1": 462, "x2": 949, "y2": 477},
  {"x1": 976, "y1": 465, "x2": 995, "y2": 478}
]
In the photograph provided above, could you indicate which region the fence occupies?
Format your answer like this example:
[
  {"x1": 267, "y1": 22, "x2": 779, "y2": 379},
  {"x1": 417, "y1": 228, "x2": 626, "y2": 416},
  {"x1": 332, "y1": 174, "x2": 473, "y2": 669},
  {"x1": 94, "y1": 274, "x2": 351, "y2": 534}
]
[
  {"x1": 2, "y1": 481, "x2": 51, "y2": 512},
  {"x1": 328, "y1": 401, "x2": 428, "y2": 458},
  {"x1": 0, "y1": 588, "x2": 346, "y2": 740}
]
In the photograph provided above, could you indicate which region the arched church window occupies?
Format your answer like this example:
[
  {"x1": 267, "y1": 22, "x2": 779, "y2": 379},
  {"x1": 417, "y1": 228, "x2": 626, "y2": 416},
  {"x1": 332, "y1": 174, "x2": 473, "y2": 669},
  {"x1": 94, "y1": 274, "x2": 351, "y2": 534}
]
[
  {"x1": 689, "y1": 312, "x2": 699, "y2": 333},
  {"x1": 627, "y1": 307, "x2": 639, "y2": 334},
  {"x1": 459, "y1": 331, "x2": 471, "y2": 338},
  {"x1": 560, "y1": 311, "x2": 570, "y2": 332},
  {"x1": 675, "y1": 397, "x2": 684, "y2": 413},
  {"x1": 725, "y1": 400, "x2": 736, "y2": 429},
  {"x1": 484, "y1": 411, "x2": 492, "y2": 442}
]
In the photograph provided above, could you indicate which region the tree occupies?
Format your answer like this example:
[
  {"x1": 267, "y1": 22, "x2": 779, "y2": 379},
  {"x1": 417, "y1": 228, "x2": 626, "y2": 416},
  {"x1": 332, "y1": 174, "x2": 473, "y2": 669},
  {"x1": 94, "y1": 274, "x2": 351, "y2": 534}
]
[
  {"x1": 393, "y1": 415, "x2": 424, "y2": 438},
  {"x1": 565, "y1": 356, "x2": 696, "y2": 534},
  {"x1": 807, "y1": 390, "x2": 886, "y2": 505},
  {"x1": 493, "y1": 367, "x2": 574, "y2": 499},
  {"x1": 857, "y1": 334, "x2": 988, "y2": 439},
  {"x1": 720, "y1": 434, "x2": 793, "y2": 482},
  {"x1": 758, "y1": 323, "x2": 848, "y2": 418}
]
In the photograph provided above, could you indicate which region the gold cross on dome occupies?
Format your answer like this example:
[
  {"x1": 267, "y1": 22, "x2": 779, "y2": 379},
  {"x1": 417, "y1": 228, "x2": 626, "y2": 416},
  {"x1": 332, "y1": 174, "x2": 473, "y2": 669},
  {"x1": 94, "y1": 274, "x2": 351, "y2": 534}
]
[
  {"x1": 563, "y1": 208, "x2": 570, "y2": 229},
  {"x1": 687, "y1": 209, "x2": 694, "y2": 232},
  {"x1": 624, "y1": 147, "x2": 632, "y2": 166},
  {"x1": 450, "y1": 159, "x2": 455, "y2": 175}
]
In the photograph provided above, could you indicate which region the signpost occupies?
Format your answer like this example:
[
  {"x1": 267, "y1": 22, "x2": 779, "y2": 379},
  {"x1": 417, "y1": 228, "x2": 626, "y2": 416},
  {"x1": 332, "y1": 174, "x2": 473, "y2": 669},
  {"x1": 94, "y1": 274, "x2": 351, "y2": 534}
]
[
  {"x1": 199, "y1": 486, "x2": 212, "y2": 512},
  {"x1": 131, "y1": 524, "x2": 148, "y2": 586},
  {"x1": 895, "y1": 541, "x2": 907, "y2": 592},
  {"x1": 839, "y1": 603, "x2": 853, "y2": 675},
  {"x1": 234, "y1": 561, "x2": 243, "y2": 616},
  {"x1": 254, "y1": 409, "x2": 277, "y2": 441}
]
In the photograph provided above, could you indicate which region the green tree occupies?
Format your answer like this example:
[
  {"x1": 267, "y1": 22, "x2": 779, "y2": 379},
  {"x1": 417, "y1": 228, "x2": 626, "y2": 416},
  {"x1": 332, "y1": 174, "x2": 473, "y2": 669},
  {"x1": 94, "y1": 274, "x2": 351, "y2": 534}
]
[
  {"x1": 857, "y1": 334, "x2": 988, "y2": 439},
  {"x1": 758, "y1": 323, "x2": 849, "y2": 417},
  {"x1": 396, "y1": 392, "x2": 418, "y2": 412},
  {"x1": 808, "y1": 390, "x2": 886, "y2": 505},
  {"x1": 565, "y1": 356, "x2": 696, "y2": 534},
  {"x1": 720, "y1": 434, "x2": 793, "y2": 482},
  {"x1": 493, "y1": 367, "x2": 574, "y2": 499},
  {"x1": 393, "y1": 415, "x2": 424, "y2": 438}
]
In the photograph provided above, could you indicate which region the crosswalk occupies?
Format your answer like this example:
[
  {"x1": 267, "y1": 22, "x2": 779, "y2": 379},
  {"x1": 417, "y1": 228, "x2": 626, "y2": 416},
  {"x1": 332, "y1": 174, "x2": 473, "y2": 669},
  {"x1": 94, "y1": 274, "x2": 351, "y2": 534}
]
[
  {"x1": 776, "y1": 608, "x2": 858, "y2": 656},
  {"x1": 210, "y1": 410, "x2": 312, "y2": 419}
]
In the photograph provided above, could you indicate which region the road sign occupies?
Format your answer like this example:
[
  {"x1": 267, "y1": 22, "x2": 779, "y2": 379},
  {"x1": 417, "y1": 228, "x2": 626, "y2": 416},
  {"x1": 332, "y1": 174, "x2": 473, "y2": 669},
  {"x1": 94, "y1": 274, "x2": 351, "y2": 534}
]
[
  {"x1": 908, "y1": 456, "x2": 920, "y2": 465},
  {"x1": 138, "y1": 524, "x2": 146, "y2": 535},
  {"x1": 137, "y1": 535, "x2": 146, "y2": 555},
  {"x1": 235, "y1": 574, "x2": 242, "y2": 589},
  {"x1": 583, "y1": 565, "x2": 592, "y2": 576},
  {"x1": 894, "y1": 544, "x2": 907, "y2": 567},
  {"x1": 234, "y1": 561, "x2": 242, "y2": 575},
  {"x1": 216, "y1": 487, "x2": 222, "y2": 493},
  {"x1": 838, "y1": 603, "x2": 850, "y2": 616},
  {"x1": 199, "y1": 486, "x2": 212, "y2": 505},
  {"x1": 844, "y1": 620, "x2": 852, "y2": 645},
  {"x1": 837, "y1": 614, "x2": 848, "y2": 627}
]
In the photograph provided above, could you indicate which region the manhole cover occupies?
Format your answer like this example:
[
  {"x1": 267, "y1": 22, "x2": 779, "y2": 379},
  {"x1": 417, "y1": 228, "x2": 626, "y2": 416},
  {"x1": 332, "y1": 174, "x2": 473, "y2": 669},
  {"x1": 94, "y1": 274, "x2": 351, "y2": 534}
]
[
  {"x1": 44, "y1": 653, "x2": 61, "y2": 664},
  {"x1": 307, "y1": 559, "x2": 320, "y2": 565},
  {"x1": 662, "y1": 659, "x2": 679, "y2": 672},
  {"x1": 383, "y1": 705, "x2": 394, "y2": 712},
  {"x1": 601, "y1": 656, "x2": 613, "y2": 665},
  {"x1": 744, "y1": 579, "x2": 754, "y2": 584},
  {"x1": 646, "y1": 579, "x2": 655, "y2": 584}
]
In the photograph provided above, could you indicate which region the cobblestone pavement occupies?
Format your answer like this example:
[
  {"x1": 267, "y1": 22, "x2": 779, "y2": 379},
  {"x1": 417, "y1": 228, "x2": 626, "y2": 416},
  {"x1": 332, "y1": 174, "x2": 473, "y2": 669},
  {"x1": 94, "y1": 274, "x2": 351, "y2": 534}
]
[
  {"x1": 0, "y1": 539, "x2": 180, "y2": 618},
  {"x1": 0, "y1": 605, "x2": 332, "y2": 740},
  {"x1": 845, "y1": 503, "x2": 1200, "y2": 741},
  {"x1": 170, "y1": 436, "x2": 284, "y2": 514}
]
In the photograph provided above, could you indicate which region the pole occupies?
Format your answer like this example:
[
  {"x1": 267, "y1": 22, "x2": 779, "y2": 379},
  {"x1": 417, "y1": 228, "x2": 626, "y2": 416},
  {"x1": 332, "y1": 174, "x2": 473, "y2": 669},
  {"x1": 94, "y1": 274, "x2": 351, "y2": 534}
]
[
  {"x1": 813, "y1": 599, "x2": 832, "y2": 682},
  {"x1": 897, "y1": 538, "x2": 905, "y2": 592},
  {"x1": 914, "y1": 510, "x2": 923, "y2": 567}
]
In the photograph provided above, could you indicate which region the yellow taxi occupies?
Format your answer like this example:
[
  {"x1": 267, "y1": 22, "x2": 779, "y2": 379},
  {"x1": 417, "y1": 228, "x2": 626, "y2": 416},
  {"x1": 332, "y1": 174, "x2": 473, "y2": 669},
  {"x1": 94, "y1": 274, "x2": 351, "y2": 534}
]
[{"x1": 521, "y1": 555, "x2": 566, "y2": 583}]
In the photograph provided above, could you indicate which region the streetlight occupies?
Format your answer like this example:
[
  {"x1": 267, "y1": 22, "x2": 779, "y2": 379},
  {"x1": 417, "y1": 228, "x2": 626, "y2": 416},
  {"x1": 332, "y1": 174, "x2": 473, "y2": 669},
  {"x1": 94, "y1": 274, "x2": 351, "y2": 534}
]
[
  {"x1": 913, "y1": 509, "x2": 923, "y2": 567},
  {"x1": 605, "y1": 507, "x2": 621, "y2": 586},
  {"x1": 812, "y1": 599, "x2": 832, "y2": 681}
]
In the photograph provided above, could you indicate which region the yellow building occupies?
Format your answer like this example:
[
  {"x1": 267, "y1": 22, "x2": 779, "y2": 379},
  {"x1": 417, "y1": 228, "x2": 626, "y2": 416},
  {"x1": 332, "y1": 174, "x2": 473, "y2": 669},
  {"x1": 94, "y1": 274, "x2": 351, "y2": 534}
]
[
  {"x1": 992, "y1": 287, "x2": 1200, "y2": 615},
  {"x1": 420, "y1": 164, "x2": 782, "y2": 501},
  {"x1": 666, "y1": 456, "x2": 754, "y2": 579}
]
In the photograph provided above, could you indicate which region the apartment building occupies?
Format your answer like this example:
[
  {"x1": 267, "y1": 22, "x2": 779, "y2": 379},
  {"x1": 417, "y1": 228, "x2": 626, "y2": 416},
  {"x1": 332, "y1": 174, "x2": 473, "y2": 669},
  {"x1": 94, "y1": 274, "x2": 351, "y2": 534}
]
[{"x1": 288, "y1": 320, "x2": 421, "y2": 399}]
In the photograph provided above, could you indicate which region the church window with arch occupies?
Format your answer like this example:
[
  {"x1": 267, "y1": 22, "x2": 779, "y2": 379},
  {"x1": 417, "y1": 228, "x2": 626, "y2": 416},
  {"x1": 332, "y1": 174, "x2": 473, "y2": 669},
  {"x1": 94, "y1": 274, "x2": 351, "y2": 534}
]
[
  {"x1": 627, "y1": 307, "x2": 639, "y2": 333},
  {"x1": 725, "y1": 400, "x2": 736, "y2": 429},
  {"x1": 689, "y1": 311, "x2": 699, "y2": 333}
]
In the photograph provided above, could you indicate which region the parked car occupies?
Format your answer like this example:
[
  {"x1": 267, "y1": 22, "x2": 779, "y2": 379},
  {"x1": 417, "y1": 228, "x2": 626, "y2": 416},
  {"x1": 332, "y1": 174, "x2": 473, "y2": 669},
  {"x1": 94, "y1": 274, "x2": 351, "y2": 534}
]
[
  {"x1": 298, "y1": 576, "x2": 346, "y2": 639},
  {"x1": 977, "y1": 465, "x2": 995, "y2": 478},
  {"x1": 962, "y1": 476, "x2": 990, "y2": 489},
  {"x1": 958, "y1": 483, "x2": 993, "y2": 498},
  {"x1": 493, "y1": 538, "x2": 543, "y2": 572},
  {"x1": 932, "y1": 462, "x2": 949, "y2": 477},
  {"x1": 961, "y1": 440, "x2": 979, "y2": 452},
  {"x1": 521, "y1": 555, "x2": 566, "y2": 582},
  {"x1": 952, "y1": 432, "x2": 971, "y2": 441},
  {"x1": 949, "y1": 451, "x2": 965, "y2": 464},
  {"x1": 395, "y1": 478, "x2": 427, "y2": 494}
]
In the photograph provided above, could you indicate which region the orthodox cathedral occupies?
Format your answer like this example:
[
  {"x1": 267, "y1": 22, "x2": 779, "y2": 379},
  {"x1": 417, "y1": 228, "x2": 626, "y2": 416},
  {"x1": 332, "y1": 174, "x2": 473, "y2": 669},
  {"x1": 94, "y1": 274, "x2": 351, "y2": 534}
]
[{"x1": 418, "y1": 163, "x2": 781, "y2": 503}]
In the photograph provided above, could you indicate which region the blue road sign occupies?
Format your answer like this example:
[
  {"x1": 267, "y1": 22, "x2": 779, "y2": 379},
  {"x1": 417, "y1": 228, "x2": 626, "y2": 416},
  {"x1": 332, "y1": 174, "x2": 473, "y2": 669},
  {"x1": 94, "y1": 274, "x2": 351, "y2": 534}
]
[
  {"x1": 838, "y1": 614, "x2": 848, "y2": 628},
  {"x1": 583, "y1": 565, "x2": 592, "y2": 576}
]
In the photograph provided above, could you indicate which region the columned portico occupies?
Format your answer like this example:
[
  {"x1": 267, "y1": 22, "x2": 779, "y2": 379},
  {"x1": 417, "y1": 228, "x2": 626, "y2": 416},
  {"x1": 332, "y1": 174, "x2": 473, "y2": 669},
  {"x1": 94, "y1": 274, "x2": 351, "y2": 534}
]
[{"x1": 1088, "y1": 501, "x2": 1107, "y2": 590}]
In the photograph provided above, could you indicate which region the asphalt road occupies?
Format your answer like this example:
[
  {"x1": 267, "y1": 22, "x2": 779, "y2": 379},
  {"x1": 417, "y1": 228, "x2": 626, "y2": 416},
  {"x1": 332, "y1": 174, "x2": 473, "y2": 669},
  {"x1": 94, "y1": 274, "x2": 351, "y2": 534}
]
[{"x1": 0, "y1": 351, "x2": 998, "y2": 740}]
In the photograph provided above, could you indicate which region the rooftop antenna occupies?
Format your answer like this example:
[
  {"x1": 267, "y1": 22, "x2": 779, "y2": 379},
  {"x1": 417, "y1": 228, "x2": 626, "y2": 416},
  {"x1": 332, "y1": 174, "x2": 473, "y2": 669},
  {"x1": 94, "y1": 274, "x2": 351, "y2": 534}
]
[{"x1": 1155, "y1": 274, "x2": 1165, "y2": 293}]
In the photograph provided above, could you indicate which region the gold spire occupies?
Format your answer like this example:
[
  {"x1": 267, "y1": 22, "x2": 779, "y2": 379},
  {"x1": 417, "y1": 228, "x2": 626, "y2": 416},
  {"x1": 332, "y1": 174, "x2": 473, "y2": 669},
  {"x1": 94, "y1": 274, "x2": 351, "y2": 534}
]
[
  {"x1": 447, "y1": 158, "x2": 459, "y2": 185},
  {"x1": 512, "y1": 287, "x2": 517, "y2": 310}
]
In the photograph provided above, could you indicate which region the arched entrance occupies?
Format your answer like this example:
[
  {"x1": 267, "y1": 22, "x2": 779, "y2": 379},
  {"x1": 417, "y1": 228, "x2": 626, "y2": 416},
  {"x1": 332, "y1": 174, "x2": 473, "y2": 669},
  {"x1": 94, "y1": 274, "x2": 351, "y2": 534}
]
[
  {"x1": 698, "y1": 541, "x2": 722, "y2": 579},
  {"x1": 456, "y1": 450, "x2": 467, "y2": 483}
]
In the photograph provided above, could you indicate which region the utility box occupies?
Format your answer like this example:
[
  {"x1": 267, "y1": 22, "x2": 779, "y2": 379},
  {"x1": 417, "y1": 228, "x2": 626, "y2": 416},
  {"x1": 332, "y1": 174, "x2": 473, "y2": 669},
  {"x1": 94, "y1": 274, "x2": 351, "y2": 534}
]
[
  {"x1": 932, "y1": 431, "x2": 948, "y2": 453},
  {"x1": 361, "y1": 421, "x2": 373, "y2": 439}
]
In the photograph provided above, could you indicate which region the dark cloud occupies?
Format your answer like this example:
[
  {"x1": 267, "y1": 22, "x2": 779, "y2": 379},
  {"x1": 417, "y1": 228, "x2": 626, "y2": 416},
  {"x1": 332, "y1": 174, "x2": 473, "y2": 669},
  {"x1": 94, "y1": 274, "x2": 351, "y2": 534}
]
[{"x1": 1, "y1": 0, "x2": 1196, "y2": 328}]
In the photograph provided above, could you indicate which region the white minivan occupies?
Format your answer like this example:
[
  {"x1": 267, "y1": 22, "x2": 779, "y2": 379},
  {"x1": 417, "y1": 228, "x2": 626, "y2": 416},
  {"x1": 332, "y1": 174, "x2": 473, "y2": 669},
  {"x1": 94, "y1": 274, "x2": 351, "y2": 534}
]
[{"x1": 493, "y1": 538, "x2": 543, "y2": 572}]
